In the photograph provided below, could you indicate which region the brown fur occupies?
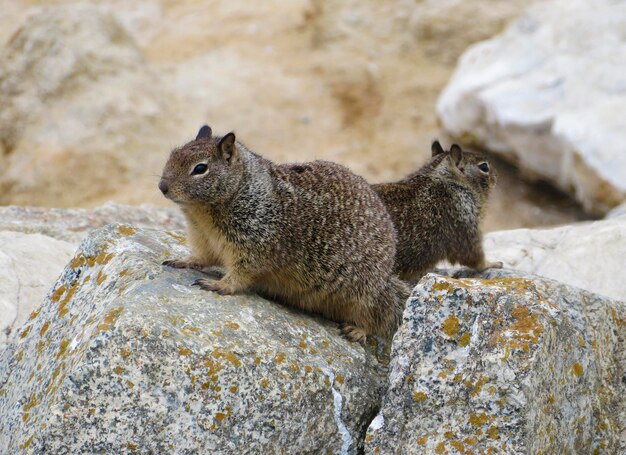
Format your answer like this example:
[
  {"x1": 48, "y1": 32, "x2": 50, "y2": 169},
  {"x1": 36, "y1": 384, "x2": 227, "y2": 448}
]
[
  {"x1": 159, "y1": 125, "x2": 410, "y2": 341},
  {"x1": 373, "y1": 141, "x2": 502, "y2": 281}
]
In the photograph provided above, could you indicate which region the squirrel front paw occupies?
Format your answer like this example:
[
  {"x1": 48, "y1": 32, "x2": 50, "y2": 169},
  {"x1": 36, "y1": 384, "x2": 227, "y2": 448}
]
[
  {"x1": 192, "y1": 278, "x2": 239, "y2": 295},
  {"x1": 486, "y1": 261, "x2": 503, "y2": 269},
  {"x1": 163, "y1": 258, "x2": 205, "y2": 270}
]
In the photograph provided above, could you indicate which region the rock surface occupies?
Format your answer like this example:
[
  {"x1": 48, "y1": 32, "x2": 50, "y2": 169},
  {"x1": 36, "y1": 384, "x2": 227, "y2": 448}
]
[
  {"x1": 0, "y1": 203, "x2": 183, "y2": 352},
  {"x1": 2, "y1": 219, "x2": 625, "y2": 452},
  {"x1": 365, "y1": 269, "x2": 626, "y2": 454},
  {"x1": 0, "y1": 202, "x2": 184, "y2": 243},
  {"x1": 0, "y1": 225, "x2": 387, "y2": 454},
  {"x1": 438, "y1": 0, "x2": 626, "y2": 215},
  {"x1": 484, "y1": 210, "x2": 626, "y2": 302},
  {"x1": 0, "y1": 232, "x2": 74, "y2": 352}
]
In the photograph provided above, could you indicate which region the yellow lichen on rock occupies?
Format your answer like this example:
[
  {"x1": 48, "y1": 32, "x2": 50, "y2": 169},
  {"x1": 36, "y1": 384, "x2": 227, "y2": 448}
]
[
  {"x1": 458, "y1": 332, "x2": 471, "y2": 347},
  {"x1": 55, "y1": 339, "x2": 69, "y2": 359},
  {"x1": 51, "y1": 285, "x2": 67, "y2": 302},
  {"x1": 98, "y1": 307, "x2": 124, "y2": 331},
  {"x1": 469, "y1": 412, "x2": 490, "y2": 427},
  {"x1": 572, "y1": 363, "x2": 584, "y2": 377},
  {"x1": 117, "y1": 226, "x2": 137, "y2": 236},
  {"x1": 441, "y1": 315, "x2": 461, "y2": 338},
  {"x1": 212, "y1": 348, "x2": 241, "y2": 368}
]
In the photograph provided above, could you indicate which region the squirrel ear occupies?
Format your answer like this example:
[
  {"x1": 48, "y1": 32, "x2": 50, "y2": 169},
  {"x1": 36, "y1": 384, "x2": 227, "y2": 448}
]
[
  {"x1": 218, "y1": 132, "x2": 237, "y2": 162},
  {"x1": 431, "y1": 140, "x2": 445, "y2": 157},
  {"x1": 450, "y1": 144, "x2": 464, "y2": 166},
  {"x1": 196, "y1": 125, "x2": 212, "y2": 140}
]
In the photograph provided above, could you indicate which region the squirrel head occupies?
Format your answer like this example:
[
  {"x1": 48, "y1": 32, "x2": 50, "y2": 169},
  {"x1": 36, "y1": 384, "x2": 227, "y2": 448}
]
[
  {"x1": 431, "y1": 141, "x2": 498, "y2": 200},
  {"x1": 159, "y1": 125, "x2": 245, "y2": 206},
  {"x1": 453, "y1": 145, "x2": 498, "y2": 197},
  {"x1": 431, "y1": 141, "x2": 497, "y2": 197}
]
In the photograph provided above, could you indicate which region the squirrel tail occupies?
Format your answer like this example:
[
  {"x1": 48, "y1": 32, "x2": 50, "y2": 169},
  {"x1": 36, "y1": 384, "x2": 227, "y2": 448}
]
[{"x1": 372, "y1": 275, "x2": 411, "y2": 339}]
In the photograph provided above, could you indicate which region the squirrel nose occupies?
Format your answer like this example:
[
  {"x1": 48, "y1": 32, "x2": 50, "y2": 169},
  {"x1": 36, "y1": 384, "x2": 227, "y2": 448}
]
[{"x1": 158, "y1": 180, "x2": 169, "y2": 195}]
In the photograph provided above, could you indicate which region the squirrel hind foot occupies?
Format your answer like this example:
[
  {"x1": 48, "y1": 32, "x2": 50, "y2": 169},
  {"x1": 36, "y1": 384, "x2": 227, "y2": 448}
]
[
  {"x1": 339, "y1": 323, "x2": 368, "y2": 344},
  {"x1": 474, "y1": 260, "x2": 504, "y2": 273},
  {"x1": 192, "y1": 278, "x2": 216, "y2": 290}
]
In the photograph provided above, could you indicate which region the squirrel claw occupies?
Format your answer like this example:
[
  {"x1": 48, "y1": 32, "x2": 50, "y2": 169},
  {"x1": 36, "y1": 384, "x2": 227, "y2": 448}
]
[
  {"x1": 192, "y1": 278, "x2": 217, "y2": 292},
  {"x1": 192, "y1": 278, "x2": 237, "y2": 295},
  {"x1": 339, "y1": 323, "x2": 367, "y2": 344}
]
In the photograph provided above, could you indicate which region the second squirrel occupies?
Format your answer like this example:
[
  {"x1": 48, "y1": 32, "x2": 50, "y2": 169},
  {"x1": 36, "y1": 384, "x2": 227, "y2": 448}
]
[{"x1": 373, "y1": 141, "x2": 502, "y2": 281}]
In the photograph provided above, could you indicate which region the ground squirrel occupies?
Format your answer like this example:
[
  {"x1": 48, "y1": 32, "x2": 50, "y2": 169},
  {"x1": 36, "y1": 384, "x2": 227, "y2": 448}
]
[
  {"x1": 373, "y1": 141, "x2": 502, "y2": 281},
  {"x1": 159, "y1": 125, "x2": 409, "y2": 342}
]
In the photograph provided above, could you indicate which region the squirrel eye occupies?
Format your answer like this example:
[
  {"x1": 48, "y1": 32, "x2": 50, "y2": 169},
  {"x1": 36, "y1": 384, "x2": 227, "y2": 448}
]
[
  {"x1": 191, "y1": 163, "x2": 208, "y2": 175},
  {"x1": 478, "y1": 162, "x2": 490, "y2": 173}
]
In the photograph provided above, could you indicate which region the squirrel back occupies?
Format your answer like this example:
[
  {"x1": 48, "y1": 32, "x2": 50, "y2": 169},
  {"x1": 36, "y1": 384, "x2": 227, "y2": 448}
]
[
  {"x1": 373, "y1": 141, "x2": 500, "y2": 281},
  {"x1": 159, "y1": 125, "x2": 409, "y2": 341}
]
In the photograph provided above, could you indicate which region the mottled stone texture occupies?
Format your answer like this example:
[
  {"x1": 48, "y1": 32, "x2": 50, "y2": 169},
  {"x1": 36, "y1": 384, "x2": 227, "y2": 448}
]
[
  {"x1": 0, "y1": 225, "x2": 386, "y2": 454},
  {"x1": 0, "y1": 232, "x2": 74, "y2": 352},
  {"x1": 0, "y1": 204, "x2": 184, "y2": 353},
  {"x1": 0, "y1": 203, "x2": 184, "y2": 243},
  {"x1": 365, "y1": 270, "x2": 626, "y2": 454}
]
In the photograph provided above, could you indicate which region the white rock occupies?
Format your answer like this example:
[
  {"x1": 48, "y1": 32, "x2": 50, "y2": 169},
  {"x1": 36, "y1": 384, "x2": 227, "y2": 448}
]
[
  {"x1": 437, "y1": 0, "x2": 626, "y2": 215},
  {"x1": 0, "y1": 232, "x2": 75, "y2": 351},
  {"x1": 484, "y1": 212, "x2": 626, "y2": 301}
]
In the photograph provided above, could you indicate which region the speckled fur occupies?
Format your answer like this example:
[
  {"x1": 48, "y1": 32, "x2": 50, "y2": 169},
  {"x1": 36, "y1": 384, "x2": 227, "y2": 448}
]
[
  {"x1": 373, "y1": 141, "x2": 501, "y2": 281},
  {"x1": 159, "y1": 126, "x2": 409, "y2": 340}
]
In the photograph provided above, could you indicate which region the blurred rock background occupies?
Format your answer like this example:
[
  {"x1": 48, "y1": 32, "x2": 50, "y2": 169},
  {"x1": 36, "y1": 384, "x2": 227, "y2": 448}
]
[{"x1": 0, "y1": 0, "x2": 600, "y2": 231}]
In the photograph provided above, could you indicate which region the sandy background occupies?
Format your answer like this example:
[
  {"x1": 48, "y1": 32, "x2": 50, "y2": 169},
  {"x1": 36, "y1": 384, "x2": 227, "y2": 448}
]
[{"x1": 0, "y1": 0, "x2": 590, "y2": 231}]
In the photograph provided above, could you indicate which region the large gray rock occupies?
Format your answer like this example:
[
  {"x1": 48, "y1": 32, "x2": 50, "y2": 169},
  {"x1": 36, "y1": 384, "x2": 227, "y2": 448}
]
[
  {"x1": 365, "y1": 269, "x2": 626, "y2": 454},
  {"x1": 437, "y1": 0, "x2": 626, "y2": 215},
  {"x1": 484, "y1": 211, "x2": 626, "y2": 302},
  {"x1": 0, "y1": 225, "x2": 386, "y2": 454}
]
